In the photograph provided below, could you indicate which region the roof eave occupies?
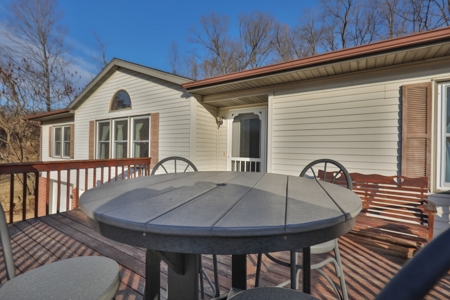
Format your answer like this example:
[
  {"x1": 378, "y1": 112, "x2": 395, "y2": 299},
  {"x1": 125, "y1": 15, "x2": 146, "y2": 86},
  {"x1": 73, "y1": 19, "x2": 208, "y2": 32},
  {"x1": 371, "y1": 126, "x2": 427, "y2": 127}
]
[
  {"x1": 183, "y1": 27, "x2": 450, "y2": 91},
  {"x1": 68, "y1": 58, "x2": 193, "y2": 110}
]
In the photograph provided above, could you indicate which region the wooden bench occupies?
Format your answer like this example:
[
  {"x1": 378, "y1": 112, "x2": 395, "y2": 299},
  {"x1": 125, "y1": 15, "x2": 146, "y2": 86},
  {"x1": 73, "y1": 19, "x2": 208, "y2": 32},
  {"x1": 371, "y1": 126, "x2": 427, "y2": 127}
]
[
  {"x1": 348, "y1": 173, "x2": 437, "y2": 257},
  {"x1": 318, "y1": 170, "x2": 437, "y2": 257}
]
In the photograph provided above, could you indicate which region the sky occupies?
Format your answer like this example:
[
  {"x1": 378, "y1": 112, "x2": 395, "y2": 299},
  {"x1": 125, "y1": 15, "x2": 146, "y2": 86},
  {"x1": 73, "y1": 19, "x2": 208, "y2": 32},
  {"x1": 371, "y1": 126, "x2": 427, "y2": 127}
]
[{"x1": 24, "y1": 1, "x2": 318, "y2": 84}]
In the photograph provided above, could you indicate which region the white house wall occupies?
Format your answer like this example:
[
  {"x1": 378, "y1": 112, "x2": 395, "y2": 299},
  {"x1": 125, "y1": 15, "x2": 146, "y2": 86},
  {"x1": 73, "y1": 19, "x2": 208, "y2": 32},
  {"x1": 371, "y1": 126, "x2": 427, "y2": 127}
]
[
  {"x1": 40, "y1": 68, "x2": 192, "y2": 192},
  {"x1": 269, "y1": 58, "x2": 450, "y2": 236},
  {"x1": 194, "y1": 102, "x2": 219, "y2": 171},
  {"x1": 75, "y1": 68, "x2": 191, "y2": 161}
]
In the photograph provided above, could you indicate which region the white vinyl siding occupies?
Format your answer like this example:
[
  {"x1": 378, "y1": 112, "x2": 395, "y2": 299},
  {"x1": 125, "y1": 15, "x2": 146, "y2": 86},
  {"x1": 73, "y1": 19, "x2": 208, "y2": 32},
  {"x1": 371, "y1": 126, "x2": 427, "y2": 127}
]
[
  {"x1": 74, "y1": 68, "x2": 191, "y2": 162},
  {"x1": 270, "y1": 61, "x2": 450, "y2": 177},
  {"x1": 268, "y1": 60, "x2": 450, "y2": 237},
  {"x1": 194, "y1": 102, "x2": 219, "y2": 171}
]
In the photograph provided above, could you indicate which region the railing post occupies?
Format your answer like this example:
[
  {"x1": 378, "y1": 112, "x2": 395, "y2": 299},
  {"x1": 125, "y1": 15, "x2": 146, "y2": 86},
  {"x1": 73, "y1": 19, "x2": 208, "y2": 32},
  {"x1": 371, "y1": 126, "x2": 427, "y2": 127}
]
[
  {"x1": 57, "y1": 170, "x2": 61, "y2": 213},
  {"x1": 34, "y1": 172, "x2": 39, "y2": 218},
  {"x1": 9, "y1": 174, "x2": 14, "y2": 224},
  {"x1": 66, "y1": 170, "x2": 71, "y2": 211},
  {"x1": 22, "y1": 173, "x2": 27, "y2": 221},
  {"x1": 76, "y1": 169, "x2": 80, "y2": 209}
]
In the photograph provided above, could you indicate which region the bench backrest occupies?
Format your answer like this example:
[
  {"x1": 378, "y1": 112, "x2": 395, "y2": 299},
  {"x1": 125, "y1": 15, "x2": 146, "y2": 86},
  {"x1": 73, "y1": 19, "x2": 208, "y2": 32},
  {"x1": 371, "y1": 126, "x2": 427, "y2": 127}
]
[
  {"x1": 349, "y1": 173, "x2": 430, "y2": 226},
  {"x1": 317, "y1": 170, "x2": 436, "y2": 241}
]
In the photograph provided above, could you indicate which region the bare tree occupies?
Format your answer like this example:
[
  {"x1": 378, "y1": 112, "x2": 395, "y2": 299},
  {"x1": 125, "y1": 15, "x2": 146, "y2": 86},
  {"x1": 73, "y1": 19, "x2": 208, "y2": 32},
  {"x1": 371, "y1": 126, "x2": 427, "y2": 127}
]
[
  {"x1": 0, "y1": 0, "x2": 81, "y2": 166},
  {"x1": 272, "y1": 22, "x2": 299, "y2": 62},
  {"x1": 188, "y1": 12, "x2": 239, "y2": 77},
  {"x1": 432, "y1": 0, "x2": 450, "y2": 26},
  {"x1": 321, "y1": 0, "x2": 355, "y2": 49},
  {"x1": 93, "y1": 31, "x2": 108, "y2": 69},
  {"x1": 375, "y1": 0, "x2": 409, "y2": 38},
  {"x1": 238, "y1": 12, "x2": 276, "y2": 69},
  {"x1": 349, "y1": 1, "x2": 381, "y2": 46},
  {"x1": 185, "y1": 11, "x2": 278, "y2": 78},
  {"x1": 167, "y1": 41, "x2": 182, "y2": 75},
  {"x1": 403, "y1": 0, "x2": 441, "y2": 32},
  {"x1": 0, "y1": 0, "x2": 78, "y2": 112},
  {"x1": 297, "y1": 9, "x2": 327, "y2": 56},
  {"x1": 0, "y1": 60, "x2": 41, "y2": 163}
]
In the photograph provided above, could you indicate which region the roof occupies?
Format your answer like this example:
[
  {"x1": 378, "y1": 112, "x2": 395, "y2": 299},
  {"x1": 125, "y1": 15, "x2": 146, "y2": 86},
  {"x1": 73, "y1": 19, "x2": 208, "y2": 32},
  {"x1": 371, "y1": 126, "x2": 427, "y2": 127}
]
[
  {"x1": 68, "y1": 58, "x2": 193, "y2": 110},
  {"x1": 25, "y1": 108, "x2": 73, "y2": 122},
  {"x1": 183, "y1": 27, "x2": 450, "y2": 99}
]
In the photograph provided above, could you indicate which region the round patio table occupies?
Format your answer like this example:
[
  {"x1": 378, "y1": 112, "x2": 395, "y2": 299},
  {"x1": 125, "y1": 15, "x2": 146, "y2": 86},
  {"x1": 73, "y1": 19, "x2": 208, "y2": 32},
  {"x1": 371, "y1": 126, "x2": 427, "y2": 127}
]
[{"x1": 80, "y1": 171, "x2": 362, "y2": 300}]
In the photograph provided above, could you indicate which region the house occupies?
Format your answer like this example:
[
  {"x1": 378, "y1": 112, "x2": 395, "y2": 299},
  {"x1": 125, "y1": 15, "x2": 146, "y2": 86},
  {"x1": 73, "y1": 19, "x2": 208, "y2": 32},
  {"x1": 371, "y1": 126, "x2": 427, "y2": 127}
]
[{"x1": 29, "y1": 27, "x2": 450, "y2": 236}]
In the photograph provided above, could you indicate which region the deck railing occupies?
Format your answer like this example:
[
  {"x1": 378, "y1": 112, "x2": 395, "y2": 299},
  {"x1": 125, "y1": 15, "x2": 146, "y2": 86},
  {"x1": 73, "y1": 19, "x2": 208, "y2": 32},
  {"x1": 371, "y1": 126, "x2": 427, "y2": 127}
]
[{"x1": 0, "y1": 158, "x2": 151, "y2": 223}]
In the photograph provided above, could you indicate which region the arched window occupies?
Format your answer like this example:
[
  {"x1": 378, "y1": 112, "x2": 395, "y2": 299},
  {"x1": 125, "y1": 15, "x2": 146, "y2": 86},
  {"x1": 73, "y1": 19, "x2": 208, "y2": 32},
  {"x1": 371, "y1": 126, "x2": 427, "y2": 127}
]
[{"x1": 111, "y1": 90, "x2": 131, "y2": 111}]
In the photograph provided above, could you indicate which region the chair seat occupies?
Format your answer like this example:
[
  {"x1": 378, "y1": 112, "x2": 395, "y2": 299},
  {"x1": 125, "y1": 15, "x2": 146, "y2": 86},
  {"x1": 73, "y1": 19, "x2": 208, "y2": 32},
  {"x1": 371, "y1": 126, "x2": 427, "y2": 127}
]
[
  {"x1": 228, "y1": 287, "x2": 319, "y2": 300},
  {"x1": 0, "y1": 256, "x2": 120, "y2": 300}
]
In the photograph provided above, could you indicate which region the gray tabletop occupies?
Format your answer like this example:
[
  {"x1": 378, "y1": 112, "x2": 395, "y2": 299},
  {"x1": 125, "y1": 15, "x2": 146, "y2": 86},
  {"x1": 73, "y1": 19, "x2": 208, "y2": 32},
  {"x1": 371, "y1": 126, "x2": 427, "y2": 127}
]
[{"x1": 80, "y1": 171, "x2": 361, "y2": 255}]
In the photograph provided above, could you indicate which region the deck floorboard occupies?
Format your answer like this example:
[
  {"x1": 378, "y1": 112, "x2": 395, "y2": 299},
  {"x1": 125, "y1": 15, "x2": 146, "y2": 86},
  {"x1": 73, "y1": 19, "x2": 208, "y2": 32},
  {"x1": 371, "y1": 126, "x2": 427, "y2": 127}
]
[{"x1": 0, "y1": 209, "x2": 449, "y2": 299}]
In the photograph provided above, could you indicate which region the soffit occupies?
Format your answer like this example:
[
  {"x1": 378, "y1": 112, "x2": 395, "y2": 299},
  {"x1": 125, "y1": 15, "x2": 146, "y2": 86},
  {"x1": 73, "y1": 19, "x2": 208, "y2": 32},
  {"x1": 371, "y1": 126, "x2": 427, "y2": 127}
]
[{"x1": 205, "y1": 94, "x2": 268, "y2": 108}]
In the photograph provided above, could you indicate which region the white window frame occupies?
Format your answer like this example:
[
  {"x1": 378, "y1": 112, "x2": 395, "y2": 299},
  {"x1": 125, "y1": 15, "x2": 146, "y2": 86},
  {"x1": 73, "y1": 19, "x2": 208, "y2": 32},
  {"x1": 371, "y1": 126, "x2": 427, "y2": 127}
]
[
  {"x1": 53, "y1": 125, "x2": 71, "y2": 158},
  {"x1": 131, "y1": 117, "x2": 151, "y2": 158},
  {"x1": 96, "y1": 115, "x2": 150, "y2": 159},
  {"x1": 437, "y1": 82, "x2": 450, "y2": 189},
  {"x1": 97, "y1": 121, "x2": 111, "y2": 159},
  {"x1": 112, "y1": 118, "x2": 129, "y2": 159}
]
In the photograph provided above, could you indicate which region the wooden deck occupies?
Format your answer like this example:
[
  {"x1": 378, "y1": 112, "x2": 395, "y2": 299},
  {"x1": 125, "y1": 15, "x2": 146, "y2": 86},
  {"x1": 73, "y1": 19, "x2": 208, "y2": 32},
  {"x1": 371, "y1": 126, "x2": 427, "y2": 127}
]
[{"x1": 1, "y1": 209, "x2": 449, "y2": 299}]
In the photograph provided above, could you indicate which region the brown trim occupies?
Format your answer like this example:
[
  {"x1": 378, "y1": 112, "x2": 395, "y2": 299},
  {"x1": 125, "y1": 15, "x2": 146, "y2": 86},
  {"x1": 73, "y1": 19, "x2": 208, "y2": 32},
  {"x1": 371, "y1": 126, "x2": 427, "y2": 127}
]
[
  {"x1": 49, "y1": 126, "x2": 53, "y2": 158},
  {"x1": 183, "y1": 27, "x2": 450, "y2": 90},
  {"x1": 89, "y1": 121, "x2": 95, "y2": 160},
  {"x1": 150, "y1": 113, "x2": 159, "y2": 169},
  {"x1": 401, "y1": 82, "x2": 432, "y2": 179},
  {"x1": 26, "y1": 108, "x2": 71, "y2": 120},
  {"x1": 70, "y1": 124, "x2": 75, "y2": 159}
]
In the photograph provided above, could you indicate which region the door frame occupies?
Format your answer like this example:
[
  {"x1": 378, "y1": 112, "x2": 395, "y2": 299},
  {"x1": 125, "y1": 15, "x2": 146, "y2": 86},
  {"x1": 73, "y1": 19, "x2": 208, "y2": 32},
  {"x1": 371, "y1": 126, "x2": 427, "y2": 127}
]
[{"x1": 227, "y1": 107, "x2": 267, "y2": 172}]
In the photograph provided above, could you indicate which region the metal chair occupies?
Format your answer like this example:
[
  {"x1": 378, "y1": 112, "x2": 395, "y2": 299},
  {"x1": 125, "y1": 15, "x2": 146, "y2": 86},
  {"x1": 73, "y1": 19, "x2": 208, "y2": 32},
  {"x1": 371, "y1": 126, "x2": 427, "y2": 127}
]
[
  {"x1": 151, "y1": 156, "x2": 220, "y2": 298},
  {"x1": 151, "y1": 156, "x2": 198, "y2": 175},
  {"x1": 255, "y1": 159, "x2": 351, "y2": 300},
  {"x1": 228, "y1": 287, "x2": 319, "y2": 300},
  {"x1": 0, "y1": 204, "x2": 120, "y2": 299},
  {"x1": 375, "y1": 226, "x2": 450, "y2": 300}
]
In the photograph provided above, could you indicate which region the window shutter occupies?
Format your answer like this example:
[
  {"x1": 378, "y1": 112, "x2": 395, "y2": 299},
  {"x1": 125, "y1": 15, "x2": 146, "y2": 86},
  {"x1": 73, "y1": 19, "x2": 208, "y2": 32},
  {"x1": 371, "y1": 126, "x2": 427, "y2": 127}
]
[
  {"x1": 401, "y1": 82, "x2": 432, "y2": 178},
  {"x1": 150, "y1": 113, "x2": 159, "y2": 169},
  {"x1": 49, "y1": 126, "x2": 53, "y2": 157},
  {"x1": 70, "y1": 124, "x2": 75, "y2": 159},
  {"x1": 89, "y1": 121, "x2": 95, "y2": 159}
]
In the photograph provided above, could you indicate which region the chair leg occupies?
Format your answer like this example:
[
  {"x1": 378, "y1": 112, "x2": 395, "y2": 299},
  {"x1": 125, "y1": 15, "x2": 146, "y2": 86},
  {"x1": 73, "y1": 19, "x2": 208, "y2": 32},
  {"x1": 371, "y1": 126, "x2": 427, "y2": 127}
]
[
  {"x1": 199, "y1": 255, "x2": 205, "y2": 299},
  {"x1": 213, "y1": 254, "x2": 220, "y2": 297},
  {"x1": 334, "y1": 240, "x2": 348, "y2": 300},
  {"x1": 255, "y1": 253, "x2": 262, "y2": 287}
]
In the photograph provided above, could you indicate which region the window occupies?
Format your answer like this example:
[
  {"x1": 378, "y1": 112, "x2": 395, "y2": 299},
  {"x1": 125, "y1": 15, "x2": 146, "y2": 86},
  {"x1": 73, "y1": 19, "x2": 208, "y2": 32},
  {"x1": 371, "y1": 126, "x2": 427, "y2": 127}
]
[
  {"x1": 96, "y1": 116, "x2": 150, "y2": 159},
  {"x1": 111, "y1": 90, "x2": 131, "y2": 110},
  {"x1": 53, "y1": 125, "x2": 71, "y2": 158},
  {"x1": 113, "y1": 119, "x2": 128, "y2": 158},
  {"x1": 132, "y1": 117, "x2": 149, "y2": 158},
  {"x1": 97, "y1": 121, "x2": 110, "y2": 159},
  {"x1": 439, "y1": 83, "x2": 450, "y2": 187}
]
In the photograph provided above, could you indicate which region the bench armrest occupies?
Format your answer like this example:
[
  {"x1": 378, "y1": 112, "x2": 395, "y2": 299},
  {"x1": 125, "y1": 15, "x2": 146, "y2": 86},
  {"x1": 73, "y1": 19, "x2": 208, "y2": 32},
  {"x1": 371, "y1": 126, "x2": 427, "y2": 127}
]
[{"x1": 421, "y1": 199, "x2": 437, "y2": 214}]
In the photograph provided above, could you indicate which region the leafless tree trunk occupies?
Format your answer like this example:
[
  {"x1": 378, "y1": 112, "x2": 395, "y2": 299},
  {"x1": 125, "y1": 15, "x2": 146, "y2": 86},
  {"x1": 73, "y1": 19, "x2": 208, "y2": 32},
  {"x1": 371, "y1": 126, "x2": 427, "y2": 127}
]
[
  {"x1": 94, "y1": 31, "x2": 108, "y2": 69},
  {"x1": 238, "y1": 12, "x2": 276, "y2": 69},
  {"x1": 0, "y1": 0, "x2": 81, "y2": 167},
  {"x1": 322, "y1": 0, "x2": 355, "y2": 49},
  {"x1": 0, "y1": 0, "x2": 78, "y2": 112},
  {"x1": 297, "y1": 9, "x2": 327, "y2": 56}
]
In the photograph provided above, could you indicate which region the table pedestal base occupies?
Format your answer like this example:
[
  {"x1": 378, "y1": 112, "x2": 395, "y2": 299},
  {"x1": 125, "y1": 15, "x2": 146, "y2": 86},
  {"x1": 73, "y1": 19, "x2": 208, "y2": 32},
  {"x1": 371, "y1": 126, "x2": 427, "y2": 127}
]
[{"x1": 145, "y1": 250, "x2": 200, "y2": 300}]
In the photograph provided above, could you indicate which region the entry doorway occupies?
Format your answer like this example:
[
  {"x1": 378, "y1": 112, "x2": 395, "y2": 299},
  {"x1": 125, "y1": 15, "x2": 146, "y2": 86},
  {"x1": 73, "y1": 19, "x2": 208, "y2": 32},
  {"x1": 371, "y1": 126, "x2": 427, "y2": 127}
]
[{"x1": 227, "y1": 107, "x2": 267, "y2": 172}]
